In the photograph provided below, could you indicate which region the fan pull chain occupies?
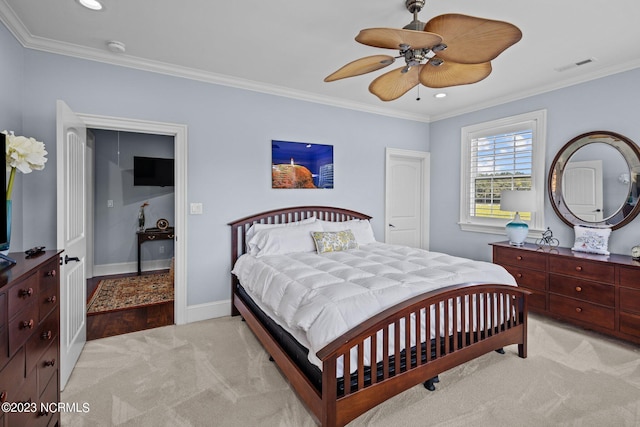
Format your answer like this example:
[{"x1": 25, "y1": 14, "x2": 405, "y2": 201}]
[{"x1": 416, "y1": 85, "x2": 421, "y2": 101}]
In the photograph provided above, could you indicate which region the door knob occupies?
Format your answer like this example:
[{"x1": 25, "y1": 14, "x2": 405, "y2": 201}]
[
  {"x1": 64, "y1": 255, "x2": 80, "y2": 264},
  {"x1": 389, "y1": 224, "x2": 396, "y2": 228}
]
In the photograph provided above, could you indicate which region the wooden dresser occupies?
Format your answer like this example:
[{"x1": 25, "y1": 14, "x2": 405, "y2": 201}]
[
  {"x1": 492, "y1": 241, "x2": 640, "y2": 345},
  {"x1": 0, "y1": 250, "x2": 62, "y2": 427}
]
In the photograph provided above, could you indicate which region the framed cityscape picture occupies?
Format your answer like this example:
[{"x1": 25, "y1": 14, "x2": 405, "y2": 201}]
[{"x1": 271, "y1": 140, "x2": 334, "y2": 189}]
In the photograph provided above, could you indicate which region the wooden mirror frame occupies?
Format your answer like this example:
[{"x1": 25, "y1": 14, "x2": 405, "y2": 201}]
[{"x1": 548, "y1": 130, "x2": 640, "y2": 230}]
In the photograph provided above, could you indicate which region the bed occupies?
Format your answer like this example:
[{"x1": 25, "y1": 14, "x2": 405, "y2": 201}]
[{"x1": 229, "y1": 206, "x2": 529, "y2": 426}]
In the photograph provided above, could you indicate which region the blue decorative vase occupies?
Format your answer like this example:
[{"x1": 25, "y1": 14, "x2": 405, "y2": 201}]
[
  {"x1": 0, "y1": 200, "x2": 11, "y2": 254},
  {"x1": 505, "y1": 212, "x2": 528, "y2": 246}
]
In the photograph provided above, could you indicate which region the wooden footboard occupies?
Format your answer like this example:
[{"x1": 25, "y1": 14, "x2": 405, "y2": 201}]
[
  {"x1": 316, "y1": 283, "x2": 528, "y2": 426},
  {"x1": 229, "y1": 206, "x2": 529, "y2": 427}
]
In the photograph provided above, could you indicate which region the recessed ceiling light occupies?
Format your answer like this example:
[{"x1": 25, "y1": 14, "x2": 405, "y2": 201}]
[
  {"x1": 434, "y1": 93, "x2": 447, "y2": 99},
  {"x1": 78, "y1": 0, "x2": 103, "y2": 11}
]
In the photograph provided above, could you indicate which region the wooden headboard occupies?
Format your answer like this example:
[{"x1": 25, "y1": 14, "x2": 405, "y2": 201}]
[{"x1": 228, "y1": 206, "x2": 372, "y2": 314}]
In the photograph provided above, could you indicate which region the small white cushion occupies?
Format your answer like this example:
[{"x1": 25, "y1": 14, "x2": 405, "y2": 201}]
[
  {"x1": 248, "y1": 222, "x2": 322, "y2": 257},
  {"x1": 318, "y1": 219, "x2": 376, "y2": 245},
  {"x1": 571, "y1": 225, "x2": 611, "y2": 255},
  {"x1": 245, "y1": 216, "x2": 316, "y2": 253}
]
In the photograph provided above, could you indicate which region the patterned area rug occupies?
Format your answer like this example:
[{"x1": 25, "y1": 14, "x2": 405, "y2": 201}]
[{"x1": 87, "y1": 273, "x2": 173, "y2": 314}]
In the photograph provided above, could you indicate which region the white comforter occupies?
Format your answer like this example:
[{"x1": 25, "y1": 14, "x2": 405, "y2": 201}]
[{"x1": 232, "y1": 242, "x2": 516, "y2": 370}]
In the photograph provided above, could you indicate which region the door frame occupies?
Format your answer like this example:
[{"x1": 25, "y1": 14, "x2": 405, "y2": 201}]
[
  {"x1": 76, "y1": 113, "x2": 188, "y2": 325},
  {"x1": 384, "y1": 147, "x2": 430, "y2": 249}
]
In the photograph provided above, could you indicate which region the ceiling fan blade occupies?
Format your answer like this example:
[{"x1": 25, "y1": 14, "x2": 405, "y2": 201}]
[
  {"x1": 419, "y1": 60, "x2": 492, "y2": 88},
  {"x1": 369, "y1": 66, "x2": 421, "y2": 101},
  {"x1": 324, "y1": 55, "x2": 395, "y2": 82},
  {"x1": 356, "y1": 28, "x2": 442, "y2": 50},
  {"x1": 425, "y1": 14, "x2": 522, "y2": 64}
]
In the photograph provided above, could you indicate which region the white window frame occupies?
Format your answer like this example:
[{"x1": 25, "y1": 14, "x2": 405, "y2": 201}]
[{"x1": 459, "y1": 109, "x2": 546, "y2": 237}]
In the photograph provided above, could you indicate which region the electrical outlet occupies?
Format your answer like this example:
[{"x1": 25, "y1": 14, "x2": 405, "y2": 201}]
[
  {"x1": 159, "y1": 245, "x2": 165, "y2": 254},
  {"x1": 190, "y1": 203, "x2": 203, "y2": 215},
  {"x1": 107, "y1": 200, "x2": 113, "y2": 208}
]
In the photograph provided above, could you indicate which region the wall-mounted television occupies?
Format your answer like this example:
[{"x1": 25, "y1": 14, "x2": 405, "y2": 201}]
[{"x1": 133, "y1": 156, "x2": 174, "y2": 187}]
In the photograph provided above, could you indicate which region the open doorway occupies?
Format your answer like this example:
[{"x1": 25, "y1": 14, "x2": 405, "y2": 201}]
[
  {"x1": 74, "y1": 113, "x2": 188, "y2": 332},
  {"x1": 86, "y1": 129, "x2": 176, "y2": 339}
]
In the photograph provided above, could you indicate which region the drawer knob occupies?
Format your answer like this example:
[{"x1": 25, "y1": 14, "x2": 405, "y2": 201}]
[
  {"x1": 41, "y1": 330, "x2": 52, "y2": 340},
  {"x1": 21, "y1": 319, "x2": 34, "y2": 329},
  {"x1": 44, "y1": 358, "x2": 56, "y2": 367},
  {"x1": 46, "y1": 295, "x2": 57, "y2": 304},
  {"x1": 516, "y1": 273, "x2": 523, "y2": 278},
  {"x1": 575, "y1": 307, "x2": 583, "y2": 313},
  {"x1": 148, "y1": 235, "x2": 156, "y2": 240},
  {"x1": 19, "y1": 287, "x2": 34, "y2": 298},
  {"x1": 575, "y1": 286, "x2": 582, "y2": 292},
  {"x1": 516, "y1": 256, "x2": 523, "y2": 260},
  {"x1": 575, "y1": 266, "x2": 583, "y2": 272},
  {"x1": 46, "y1": 270, "x2": 56, "y2": 277},
  {"x1": 0, "y1": 391, "x2": 5, "y2": 403}
]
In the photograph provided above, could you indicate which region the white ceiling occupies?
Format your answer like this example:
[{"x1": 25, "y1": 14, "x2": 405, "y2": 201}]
[{"x1": 2, "y1": 0, "x2": 640, "y2": 122}]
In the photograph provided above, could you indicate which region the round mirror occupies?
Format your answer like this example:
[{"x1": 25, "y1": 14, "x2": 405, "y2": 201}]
[{"x1": 549, "y1": 131, "x2": 640, "y2": 230}]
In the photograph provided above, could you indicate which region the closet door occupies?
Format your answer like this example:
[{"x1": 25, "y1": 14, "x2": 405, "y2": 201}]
[{"x1": 385, "y1": 148, "x2": 430, "y2": 249}]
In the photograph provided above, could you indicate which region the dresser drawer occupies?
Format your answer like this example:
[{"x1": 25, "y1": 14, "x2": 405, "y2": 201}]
[
  {"x1": 0, "y1": 292, "x2": 5, "y2": 328},
  {"x1": 38, "y1": 371, "x2": 59, "y2": 427},
  {"x1": 0, "y1": 347, "x2": 25, "y2": 404},
  {"x1": 502, "y1": 264, "x2": 546, "y2": 291},
  {"x1": 548, "y1": 257, "x2": 615, "y2": 284},
  {"x1": 37, "y1": 341, "x2": 58, "y2": 397},
  {"x1": 549, "y1": 274, "x2": 615, "y2": 306},
  {"x1": 494, "y1": 246, "x2": 546, "y2": 270},
  {"x1": 38, "y1": 280, "x2": 58, "y2": 321},
  {"x1": 26, "y1": 309, "x2": 59, "y2": 370},
  {"x1": 526, "y1": 290, "x2": 546, "y2": 311},
  {"x1": 620, "y1": 311, "x2": 640, "y2": 337},
  {"x1": 8, "y1": 300, "x2": 38, "y2": 356},
  {"x1": 549, "y1": 294, "x2": 614, "y2": 330},
  {"x1": 619, "y1": 266, "x2": 640, "y2": 290},
  {"x1": 7, "y1": 273, "x2": 39, "y2": 319},
  {"x1": 39, "y1": 259, "x2": 59, "y2": 291},
  {"x1": 620, "y1": 287, "x2": 640, "y2": 314},
  {"x1": 7, "y1": 368, "x2": 38, "y2": 427}
]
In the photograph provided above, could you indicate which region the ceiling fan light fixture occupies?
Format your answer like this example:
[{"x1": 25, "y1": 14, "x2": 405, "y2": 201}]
[
  {"x1": 78, "y1": 0, "x2": 103, "y2": 11},
  {"x1": 434, "y1": 92, "x2": 447, "y2": 98}
]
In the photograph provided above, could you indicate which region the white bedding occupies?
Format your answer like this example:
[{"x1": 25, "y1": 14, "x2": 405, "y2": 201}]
[{"x1": 232, "y1": 242, "x2": 516, "y2": 371}]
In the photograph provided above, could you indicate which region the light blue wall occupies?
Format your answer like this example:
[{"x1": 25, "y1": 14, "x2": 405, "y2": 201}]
[
  {"x1": 92, "y1": 129, "x2": 175, "y2": 266},
  {"x1": 0, "y1": 23, "x2": 430, "y2": 306},
  {"x1": 430, "y1": 68, "x2": 640, "y2": 261},
  {"x1": 0, "y1": 23, "x2": 25, "y2": 248}
]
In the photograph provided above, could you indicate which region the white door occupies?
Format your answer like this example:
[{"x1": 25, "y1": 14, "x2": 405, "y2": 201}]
[
  {"x1": 385, "y1": 148, "x2": 430, "y2": 249},
  {"x1": 56, "y1": 100, "x2": 87, "y2": 390},
  {"x1": 563, "y1": 160, "x2": 603, "y2": 222}
]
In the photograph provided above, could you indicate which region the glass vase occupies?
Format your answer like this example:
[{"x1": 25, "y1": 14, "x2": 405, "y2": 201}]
[{"x1": 0, "y1": 200, "x2": 11, "y2": 254}]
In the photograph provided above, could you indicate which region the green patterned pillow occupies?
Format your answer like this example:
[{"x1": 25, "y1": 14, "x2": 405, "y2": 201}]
[{"x1": 311, "y1": 230, "x2": 359, "y2": 253}]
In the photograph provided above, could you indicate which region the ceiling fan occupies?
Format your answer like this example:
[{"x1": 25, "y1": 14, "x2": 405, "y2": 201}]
[{"x1": 324, "y1": 0, "x2": 522, "y2": 101}]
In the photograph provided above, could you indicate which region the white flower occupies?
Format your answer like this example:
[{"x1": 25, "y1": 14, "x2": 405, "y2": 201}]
[{"x1": 3, "y1": 130, "x2": 48, "y2": 174}]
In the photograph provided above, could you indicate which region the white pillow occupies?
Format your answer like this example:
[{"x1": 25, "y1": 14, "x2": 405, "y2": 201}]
[
  {"x1": 318, "y1": 219, "x2": 376, "y2": 244},
  {"x1": 247, "y1": 222, "x2": 322, "y2": 257},
  {"x1": 245, "y1": 216, "x2": 316, "y2": 250},
  {"x1": 571, "y1": 225, "x2": 611, "y2": 255}
]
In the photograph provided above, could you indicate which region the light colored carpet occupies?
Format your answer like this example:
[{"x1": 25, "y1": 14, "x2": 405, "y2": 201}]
[{"x1": 61, "y1": 314, "x2": 640, "y2": 426}]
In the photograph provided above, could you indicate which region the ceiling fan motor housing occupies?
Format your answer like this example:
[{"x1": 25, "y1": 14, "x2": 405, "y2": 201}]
[{"x1": 405, "y1": 0, "x2": 425, "y2": 13}]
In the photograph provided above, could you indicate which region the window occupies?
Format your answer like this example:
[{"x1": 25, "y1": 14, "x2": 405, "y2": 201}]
[{"x1": 459, "y1": 110, "x2": 546, "y2": 235}]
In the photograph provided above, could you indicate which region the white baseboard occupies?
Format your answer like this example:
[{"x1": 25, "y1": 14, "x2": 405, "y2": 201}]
[
  {"x1": 185, "y1": 300, "x2": 231, "y2": 324},
  {"x1": 93, "y1": 259, "x2": 172, "y2": 277}
]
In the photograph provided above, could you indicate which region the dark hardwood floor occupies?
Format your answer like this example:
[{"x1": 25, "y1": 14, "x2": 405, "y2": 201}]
[{"x1": 86, "y1": 270, "x2": 174, "y2": 340}]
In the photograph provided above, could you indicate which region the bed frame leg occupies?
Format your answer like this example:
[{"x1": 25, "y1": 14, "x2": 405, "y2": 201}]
[
  {"x1": 495, "y1": 347, "x2": 505, "y2": 354},
  {"x1": 423, "y1": 376, "x2": 439, "y2": 391}
]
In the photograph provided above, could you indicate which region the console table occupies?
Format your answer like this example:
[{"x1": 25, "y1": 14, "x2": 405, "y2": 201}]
[
  {"x1": 491, "y1": 241, "x2": 640, "y2": 345},
  {"x1": 137, "y1": 227, "x2": 174, "y2": 275}
]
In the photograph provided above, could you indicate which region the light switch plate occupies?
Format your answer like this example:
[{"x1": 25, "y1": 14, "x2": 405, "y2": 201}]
[{"x1": 190, "y1": 203, "x2": 203, "y2": 215}]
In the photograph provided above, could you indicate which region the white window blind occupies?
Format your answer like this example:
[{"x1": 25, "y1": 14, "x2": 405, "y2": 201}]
[{"x1": 469, "y1": 130, "x2": 533, "y2": 220}]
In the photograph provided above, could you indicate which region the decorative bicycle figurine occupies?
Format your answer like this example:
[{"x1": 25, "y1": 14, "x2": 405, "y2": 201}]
[{"x1": 536, "y1": 227, "x2": 559, "y2": 250}]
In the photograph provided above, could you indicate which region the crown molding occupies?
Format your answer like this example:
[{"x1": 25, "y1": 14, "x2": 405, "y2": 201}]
[
  {"x1": 428, "y1": 59, "x2": 640, "y2": 122},
  {"x1": 0, "y1": 6, "x2": 430, "y2": 123}
]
